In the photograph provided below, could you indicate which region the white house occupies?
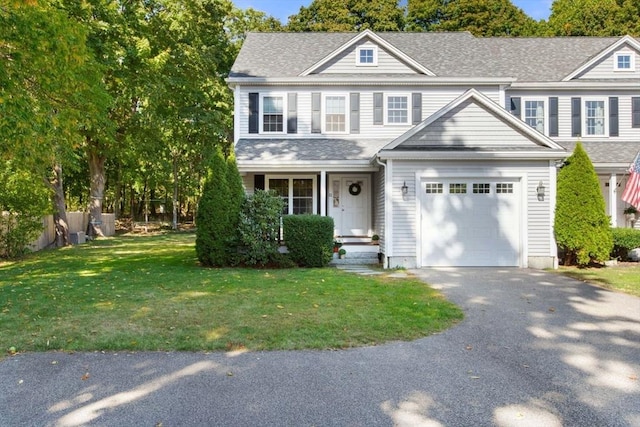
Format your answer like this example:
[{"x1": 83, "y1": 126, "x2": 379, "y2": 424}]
[{"x1": 227, "y1": 30, "x2": 640, "y2": 269}]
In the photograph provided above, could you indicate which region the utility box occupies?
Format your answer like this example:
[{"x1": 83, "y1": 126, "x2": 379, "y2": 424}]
[{"x1": 70, "y1": 231, "x2": 86, "y2": 245}]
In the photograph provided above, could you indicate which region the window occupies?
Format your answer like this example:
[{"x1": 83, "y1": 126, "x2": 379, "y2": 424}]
[
  {"x1": 356, "y1": 46, "x2": 377, "y2": 66},
  {"x1": 325, "y1": 96, "x2": 346, "y2": 133},
  {"x1": 524, "y1": 100, "x2": 545, "y2": 133},
  {"x1": 267, "y1": 176, "x2": 316, "y2": 215},
  {"x1": 496, "y1": 183, "x2": 514, "y2": 194},
  {"x1": 585, "y1": 100, "x2": 606, "y2": 136},
  {"x1": 425, "y1": 183, "x2": 443, "y2": 194},
  {"x1": 386, "y1": 95, "x2": 408, "y2": 124},
  {"x1": 262, "y1": 96, "x2": 284, "y2": 133},
  {"x1": 292, "y1": 179, "x2": 314, "y2": 214},
  {"x1": 473, "y1": 183, "x2": 491, "y2": 194},
  {"x1": 449, "y1": 183, "x2": 467, "y2": 194},
  {"x1": 614, "y1": 52, "x2": 634, "y2": 71}
]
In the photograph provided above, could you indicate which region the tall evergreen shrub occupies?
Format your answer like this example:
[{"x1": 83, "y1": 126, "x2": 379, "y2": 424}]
[
  {"x1": 195, "y1": 148, "x2": 231, "y2": 267},
  {"x1": 554, "y1": 142, "x2": 613, "y2": 266},
  {"x1": 226, "y1": 152, "x2": 245, "y2": 262}
]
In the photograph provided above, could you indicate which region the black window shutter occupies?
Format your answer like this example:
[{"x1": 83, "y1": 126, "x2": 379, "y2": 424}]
[
  {"x1": 350, "y1": 93, "x2": 360, "y2": 134},
  {"x1": 609, "y1": 97, "x2": 619, "y2": 137},
  {"x1": 571, "y1": 97, "x2": 581, "y2": 137},
  {"x1": 510, "y1": 97, "x2": 521, "y2": 118},
  {"x1": 287, "y1": 93, "x2": 297, "y2": 134},
  {"x1": 632, "y1": 97, "x2": 640, "y2": 128},
  {"x1": 412, "y1": 93, "x2": 422, "y2": 124},
  {"x1": 248, "y1": 93, "x2": 259, "y2": 134},
  {"x1": 254, "y1": 174, "x2": 265, "y2": 191},
  {"x1": 373, "y1": 92, "x2": 383, "y2": 125},
  {"x1": 549, "y1": 97, "x2": 559, "y2": 137},
  {"x1": 311, "y1": 93, "x2": 321, "y2": 133}
]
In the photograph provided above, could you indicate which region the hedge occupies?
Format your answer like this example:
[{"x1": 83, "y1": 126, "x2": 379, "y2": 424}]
[
  {"x1": 611, "y1": 227, "x2": 640, "y2": 260},
  {"x1": 283, "y1": 215, "x2": 334, "y2": 267}
]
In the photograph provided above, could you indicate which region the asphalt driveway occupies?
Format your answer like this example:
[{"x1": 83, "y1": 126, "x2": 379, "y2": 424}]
[{"x1": 1, "y1": 268, "x2": 639, "y2": 426}]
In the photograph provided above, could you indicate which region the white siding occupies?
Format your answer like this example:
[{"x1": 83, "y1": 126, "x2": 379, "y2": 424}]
[
  {"x1": 317, "y1": 40, "x2": 417, "y2": 74},
  {"x1": 576, "y1": 46, "x2": 640, "y2": 80},
  {"x1": 400, "y1": 101, "x2": 538, "y2": 148},
  {"x1": 389, "y1": 160, "x2": 555, "y2": 260},
  {"x1": 507, "y1": 90, "x2": 640, "y2": 142},
  {"x1": 237, "y1": 86, "x2": 502, "y2": 140},
  {"x1": 373, "y1": 169, "x2": 385, "y2": 252}
]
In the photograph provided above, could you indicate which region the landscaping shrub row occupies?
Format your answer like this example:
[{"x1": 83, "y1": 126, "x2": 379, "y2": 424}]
[{"x1": 611, "y1": 227, "x2": 640, "y2": 260}]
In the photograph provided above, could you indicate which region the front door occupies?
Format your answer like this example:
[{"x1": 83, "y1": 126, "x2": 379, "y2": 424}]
[{"x1": 331, "y1": 175, "x2": 370, "y2": 236}]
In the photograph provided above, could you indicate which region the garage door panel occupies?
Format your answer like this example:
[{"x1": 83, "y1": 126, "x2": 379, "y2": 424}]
[{"x1": 421, "y1": 178, "x2": 521, "y2": 267}]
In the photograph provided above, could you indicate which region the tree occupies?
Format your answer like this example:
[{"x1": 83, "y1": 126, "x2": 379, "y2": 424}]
[
  {"x1": 1, "y1": 0, "x2": 111, "y2": 247},
  {"x1": 554, "y1": 143, "x2": 613, "y2": 266},
  {"x1": 0, "y1": 162, "x2": 51, "y2": 258},
  {"x1": 195, "y1": 148, "x2": 231, "y2": 267},
  {"x1": 546, "y1": 0, "x2": 639, "y2": 36},
  {"x1": 407, "y1": 0, "x2": 539, "y2": 36},
  {"x1": 286, "y1": 0, "x2": 405, "y2": 32}
]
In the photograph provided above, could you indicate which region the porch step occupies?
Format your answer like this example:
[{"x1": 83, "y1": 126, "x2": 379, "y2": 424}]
[{"x1": 330, "y1": 251, "x2": 381, "y2": 266}]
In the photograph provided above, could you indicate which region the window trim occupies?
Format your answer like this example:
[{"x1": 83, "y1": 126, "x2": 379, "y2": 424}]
[
  {"x1": 614, "y1": 51, "x2": 635, "y2": 72},
  {"x1": 322, "y1": 93, "x2": 349, "y2": 134},
  {"x1": 265, "y1": 175, "x2": 317, "y2": 215},
  {"x1": 522, "y1": 98, "x2": 547, "y2": 135},
  {"x1": 583, "y1": 98, "x2": 608, "y2": 137},
  {"x1": 384, "y1": 93, "x2": 410, "y2": 126},
  {"x1": 259, "y1": 93, "x2": 287, "y2": 134},
  {"x1": 356, "y1": 46, "x2": 378, "y2": 66}
]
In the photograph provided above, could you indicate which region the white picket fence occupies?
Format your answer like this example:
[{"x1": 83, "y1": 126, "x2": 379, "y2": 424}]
[{"x1": 30, "y1": 212, "x2": 115, "y2": 252}]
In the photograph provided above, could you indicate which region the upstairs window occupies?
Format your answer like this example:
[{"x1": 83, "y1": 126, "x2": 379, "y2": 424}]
[
  {"x1": 614, "y1": 52, "x2": 634, "y2": 71},
  {"x1": 524, "y1": 100, "x2": 545, "y2": 133},
  {"x1": 585, "y1": 100, "x2": 606, "y2": 136},
  {"x1": 356, "y1": 46, "x2": 377, "y2": 66},
  {"x1": 262, "y1": 96, "x2": 284, "y2": 133},
  {"x1": 386, "y1": 94, "x2": 408, "y2": 124},
  {"x1": 324, "y1": 96, "x2": 346, "y2": 133}
]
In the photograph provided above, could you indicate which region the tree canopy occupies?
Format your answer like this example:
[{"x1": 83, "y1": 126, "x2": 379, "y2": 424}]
[
  {"x1": 286, "y1": 0, "x2": 405, "y2": 32},
  {"x1": 406, "y1": 0, "x2": 538, "y2": 36}
]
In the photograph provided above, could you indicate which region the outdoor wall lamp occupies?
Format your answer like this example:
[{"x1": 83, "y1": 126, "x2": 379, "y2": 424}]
[
  {"x1": 401, "y1": 181, "x2": 408, "y2": 196},
  {"x1": 536, "y1": 180, "x2": 546, "y2": 201}
]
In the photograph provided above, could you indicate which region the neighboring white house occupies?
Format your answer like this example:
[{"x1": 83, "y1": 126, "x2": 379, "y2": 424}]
[{"x1": 227, "y1": 30, "x2": 640, "y2": 269}]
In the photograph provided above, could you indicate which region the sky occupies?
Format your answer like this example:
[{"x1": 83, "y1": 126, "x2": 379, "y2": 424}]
[{"x1": 232, "y1": 0, "x2": 554, "y2": 23}]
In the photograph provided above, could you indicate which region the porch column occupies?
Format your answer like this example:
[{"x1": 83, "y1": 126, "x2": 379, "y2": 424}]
[
  {"x1": 609, "y1": 174, "x2": 617, "y2": 227},
  {"x1": 320, "y1": 170, "x2": 326, "y2": 216}
]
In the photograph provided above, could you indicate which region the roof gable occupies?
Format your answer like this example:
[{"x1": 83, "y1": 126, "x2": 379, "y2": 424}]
[
  {"x1": 563, "y1": 35, "x2": 640, "y2": 81},
  {"x1": 383, "y1": 89, "x2": 564, "y2": 152},
  {"x1": 299, "y1": 29, "x2": 435, "y2": 76}
]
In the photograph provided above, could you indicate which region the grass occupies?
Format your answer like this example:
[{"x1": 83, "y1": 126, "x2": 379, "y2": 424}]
[
  {"x1": 0, "y1": 232, "x2": 462, "y2": 355},
  {"x1": 556, "y1": 264, "x2": 640, "y2": 297}
]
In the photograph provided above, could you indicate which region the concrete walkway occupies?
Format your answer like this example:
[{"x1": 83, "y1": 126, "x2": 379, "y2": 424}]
[{"x1": 1, "y1": 268, "x2": 639, "y2": 426}]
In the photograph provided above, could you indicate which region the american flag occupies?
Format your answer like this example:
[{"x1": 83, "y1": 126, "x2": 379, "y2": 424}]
[{"x1": 621, "y1": 151, "x2": 640, "y2": 210}]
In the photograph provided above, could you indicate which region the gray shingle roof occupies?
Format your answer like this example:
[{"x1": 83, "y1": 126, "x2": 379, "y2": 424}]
[
  {"x1": 231, "y1": 32, "x2": 636, "y2": 82},
  {"x1": 235, "y1": 138, "x2": 389, "y2": 162},
  {"x1": 560, "y1": 141, "x2": 640, "y2": 166}
]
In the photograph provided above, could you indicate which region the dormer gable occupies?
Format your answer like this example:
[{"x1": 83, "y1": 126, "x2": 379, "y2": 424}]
[
  {"x1": 299, "y1": 29, "x2": 435, "y2": 76},
  {"x1": 383, "y1": 89, "x2": 564, "y2": 152},
  {"x1": 563, "y1": 35, "x2": 640, "y2": 81}
]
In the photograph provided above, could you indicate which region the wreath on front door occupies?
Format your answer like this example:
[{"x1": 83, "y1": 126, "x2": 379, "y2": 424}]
[{"x1": 348, "y1": 182, "x2": 362, "y2": 196}]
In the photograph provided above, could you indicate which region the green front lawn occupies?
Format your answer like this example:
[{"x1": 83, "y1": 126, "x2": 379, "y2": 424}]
[
  {"x1": 0, "y1": 233, "x2": 462, "y2": 355},
  {"x1": 556, "y1": 264, "x2": 640, "y2": 297}
]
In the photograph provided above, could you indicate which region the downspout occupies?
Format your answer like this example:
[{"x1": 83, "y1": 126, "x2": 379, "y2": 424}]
[{"x1": 375, "y1": 156, "x2": 391, "y2": 269}]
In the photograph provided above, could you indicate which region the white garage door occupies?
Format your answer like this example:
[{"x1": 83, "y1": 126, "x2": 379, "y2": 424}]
[{"x1": 421, "y1": 178, "x2": 521, "y2": 267}]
